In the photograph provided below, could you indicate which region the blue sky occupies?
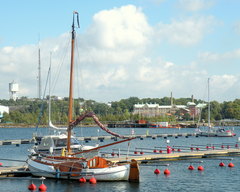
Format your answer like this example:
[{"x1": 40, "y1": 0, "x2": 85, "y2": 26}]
[{"x1": 1, "y1": 0, "x2": 240, "y2": 103}]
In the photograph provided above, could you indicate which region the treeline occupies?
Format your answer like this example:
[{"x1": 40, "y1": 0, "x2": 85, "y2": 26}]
[{"x1": 1, "y1": 96, "x2": 240, "y2": 125}]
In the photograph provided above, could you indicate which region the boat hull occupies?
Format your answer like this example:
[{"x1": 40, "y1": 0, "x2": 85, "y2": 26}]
[
  {"x1": 198, "y1": 130, "x2": 236, "y2": 137},
  {"x1": 27, "y1": 158, "x2": 130, "y2": 181}
]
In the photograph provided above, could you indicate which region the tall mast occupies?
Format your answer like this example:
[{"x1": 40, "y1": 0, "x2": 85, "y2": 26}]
[
  {"x1": 38, "y1": 42, "x2": 42, "y2": 99},
  {"x1": 207, "y1": 78, "x2": 210, "y2": 128},
  {"x1": 48, "y1": 52, "x2": 52, "y2": 125},
  {"x1": 67, "y1": 11, "x2": 79, "y2": 152}
]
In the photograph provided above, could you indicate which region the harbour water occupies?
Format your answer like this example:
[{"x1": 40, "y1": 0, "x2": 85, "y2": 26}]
[{"x1": 0, "y1": 126, "x2": 239, "y2": 192}]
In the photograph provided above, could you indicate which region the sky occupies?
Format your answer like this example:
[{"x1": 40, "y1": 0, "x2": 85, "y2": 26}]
[{"x1": 1, "y1": 0, "x2": 240, "y2": 103}]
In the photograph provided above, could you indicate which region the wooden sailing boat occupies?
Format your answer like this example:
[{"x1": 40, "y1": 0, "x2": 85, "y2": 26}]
[
  {"x1": 198, "y1": 78, "x2": 236, "y2": 137},
  {"x1": 27, "y1": 11, "x2": 139, "y2": 182}
]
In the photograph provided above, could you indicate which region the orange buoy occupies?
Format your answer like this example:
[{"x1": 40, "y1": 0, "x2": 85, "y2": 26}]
[
  {"x1": 188, "y1": 165, "x2": 194, "y2": 170},
  {"x1": 154, "y1": 168, "x2": 160, "y2": 174},
  {"x1": 28, "y1": 183, "x2": 37, "y2": 191},
  {"x1": 228, "y1": 162, "x2": 234, "y2": 167},
  {"x1": 219, "y1": 162, "x2": 225, "y2": 167},
  {"x1": 79, "y1": 177, "x2": 87, "y2": 183},
  {"x1": 197, "y1": 166, "x2": 204, "y2": 171},
  {"x1": 89, "y1": 177, "x2": 97, "y2": 184},
  {"x1": 164, "y1": 169, "x2": 170, "y2": 175},
  {"x1": 38, "y1": 183, "x2": 47, "y2": 191}
]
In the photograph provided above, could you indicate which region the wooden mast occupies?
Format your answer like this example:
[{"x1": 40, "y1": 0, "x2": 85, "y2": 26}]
[{"x1": 67, "y1": 11, "x2": 79, "y2": 153}]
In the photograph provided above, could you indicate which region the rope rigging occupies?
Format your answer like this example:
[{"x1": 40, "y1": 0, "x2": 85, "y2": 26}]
[{"x1": 70, "y1": 111, "x2": 127, "y2": 139}]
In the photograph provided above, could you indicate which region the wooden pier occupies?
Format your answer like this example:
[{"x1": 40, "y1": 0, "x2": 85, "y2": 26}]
[
  {"x1": 0, "y1": 166, "x2": 29, "y2": 177},
  {"x1": 107, "y1": 148, "x2": 240, "y2": 163}
]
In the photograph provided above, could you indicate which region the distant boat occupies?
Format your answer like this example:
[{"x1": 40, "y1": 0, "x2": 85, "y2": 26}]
[
  {"x1": 27, "y1": 11, "x2": 139, "y2": 182},
  {"x1": 197, "y1": 78, "x2": 236, "y2": 137}
]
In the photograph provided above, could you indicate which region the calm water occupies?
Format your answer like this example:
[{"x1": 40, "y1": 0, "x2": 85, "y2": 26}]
[{"x1": 0, "y1": 126, "x2": 240, "y2": 192}]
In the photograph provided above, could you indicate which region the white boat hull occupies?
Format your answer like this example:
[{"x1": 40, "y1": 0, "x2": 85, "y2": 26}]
[
  {"x1": 198, "y1": 130, "x2": 235, "y2": 137},
  {"x1": 27, "y1": 158, "x2": 130, "y2": 181}
]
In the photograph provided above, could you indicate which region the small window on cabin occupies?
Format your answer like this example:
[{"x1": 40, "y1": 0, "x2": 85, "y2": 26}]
[{"x1": 55, "y1": 139, "x2": 67, "y2": 147}]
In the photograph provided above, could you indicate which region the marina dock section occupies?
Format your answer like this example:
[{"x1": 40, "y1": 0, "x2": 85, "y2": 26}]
[
  {"x1": 0, "y1": 132, "x2": 198, "y2": 145},
  {"x1": 107, "y1": 148, "x2": 240, "y2": 163}
]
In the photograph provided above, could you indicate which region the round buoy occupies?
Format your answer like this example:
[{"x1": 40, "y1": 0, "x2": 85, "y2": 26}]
[
  {"x1": 153, "y1": 149, "x2": 157, "y2": 153},
  {"x1": 0, "y1": 162, "x2": 3, "y2": 166},
  {"x1": 164, "y1": 169, "x2": 171, "y2": 175},
  {"x1": 177, "y1": 149, "x2": 181, "y2": 152},
  {"x1": 89, "y1": 177, "x2": 97, "y2": 184},
  {"x1": 196, "y1": 147, "x2": 200, "y2": 151},
  {"x1": 166, "y1": 147, "x2": 172, "y2": 154},
  {"x1": 219, "y1": 162, "x2": 225, "y2": 167},
  {"x1": 235, "y1": 144, "x2": 239, "y2": 148},
  {"x1": 197, "y1": 166, "x2": 204, "y2": 171},
  {"x1": 221, "y1": 145, "x2": 224, "y2": 149},
  {"x1": 188, "y1": 165, "x2": 194, "y2": 170},
  {"x1": 111, "y1": 152, "x2": 115, "y2": 156},
  {"x1": 190, "y1": 147, "x2": 194, "y2": 151},
  {"x1": 159, "y1": 150, "x2": 163, "y2": 153},
  {"x1": 154, "y1": 168, "x2": 160, "y2": 174},
  {"x1": 228, "y1": 162, "x2": 234, "y2": 167},
  {"x1": 140, "y1": 151, "x2": 144, "y2": 155},
  {"x1": 28, "y1": 183, "x2": 37, "y2": 191},
  {"x1": 134, "y1": 151, "x2": 138, "y2": 154},
  {"x1": 38, "y1": 183, "x2": 47, "y2": 191},
  {"x1": 79, "y1": 177, "x2": 86, "y2": 183}
]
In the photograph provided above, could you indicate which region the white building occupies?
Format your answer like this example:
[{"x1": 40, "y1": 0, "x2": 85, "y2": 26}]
[
  {"x1": 133, "y1": 103, "x2": 187, "y2": 117},
  {"x1": 0, "y1": 105, "x2": 9, "y2": 119}
]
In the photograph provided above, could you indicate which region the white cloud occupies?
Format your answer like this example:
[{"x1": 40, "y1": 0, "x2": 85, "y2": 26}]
[
  {"x1": 211, "y1": 75, "x2": 237, "y2": 90},
  {"x1": 86, "y1": 5, "x2": 152, "y2": 49},
  {"x1": 0, "y1": 4, "x2": 239, "y2": 102},
  {"x1": 199, "y1": 49, "x2": 240, "y2": 62},
  {"x1": 155, "y1": 16, "x2": 216, "y2": 46},
  {"x1": 178, "y1": 0, "x2": 215, "y2": 11}
]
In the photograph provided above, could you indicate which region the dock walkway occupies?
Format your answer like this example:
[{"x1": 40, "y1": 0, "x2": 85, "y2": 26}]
[
  {"x1": 107, "y1": 148, "x2": 240, "y2": 163},
  {"x1": 0, "y1": 132, "x2": 197, "y2": 145}
]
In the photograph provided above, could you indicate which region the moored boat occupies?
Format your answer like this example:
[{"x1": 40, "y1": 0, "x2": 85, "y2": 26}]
[
  {"x1": 27, "y1": 156, "x2": 134, "y2": 181},
  {"x1": 27, "y1": 11, "x2": 139, "y2": 182},
  {"x1": 197, "y1": 78, "x2": 236, "y2": 137}
]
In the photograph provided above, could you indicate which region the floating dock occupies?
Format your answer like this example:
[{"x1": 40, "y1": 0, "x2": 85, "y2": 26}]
[
  {"x1": 107, "y1": 148, "x2": 240, "y2": 163},
  {"x1": 0, "y1": 132, "x2": 197, "y2": 145},
  {"x1": 0, "y1": 166, "x2": 29, "y2": 177}
]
